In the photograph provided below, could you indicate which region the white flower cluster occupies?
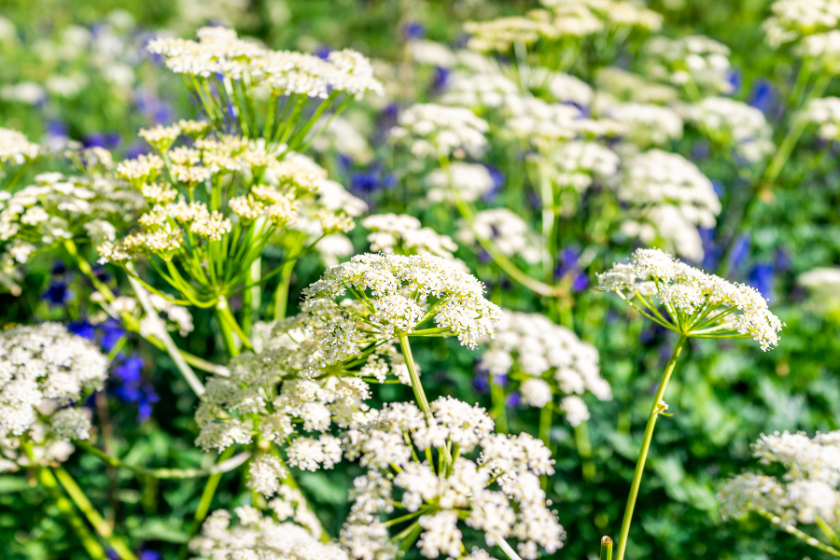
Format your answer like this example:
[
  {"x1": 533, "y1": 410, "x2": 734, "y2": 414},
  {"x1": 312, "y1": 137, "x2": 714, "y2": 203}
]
[
  {"x1": 600, "y1": 102, "x2": 683, "y2": 147},
  {"x1": 303, "y1": 253, "x2": 503, "y2": 349},
  {"x1": 681, "y1": 97, "x2": 775, "y2": 162},
  {"x1": 0, "y1": 404, "x2": 89, "y2": 473},
  {"x1": 457, "y1": 209, "x2": 543, "y2": 265},
  {"x1": 194, "y1": 322, "x2": 373, "y2": 483},
  {"x1": 720, "y1": 430, "x2": 840, "y2": 532},
  {"x1": 594, "y1": 67, "x2": 679, "y2": 105},
  {"x1": 542, "y1": 140, "x2": 620, "y2": 195},
  {"x1": 0, "y1": 171, "x2": 144, "y2": 247},
  {"x1": 0, "y1": 323, "x2": 108, "y2": 438},
  {"x1": 479, "y1": 311, "x2": 610, "y2": 421},
  {"x1": 0, "y1": 127, "x2": 39, "y2": 166},
  {"x1": 363, "y1": 214, "x2": 459, "y2": 260},
  {"x1": 341, "y1": 397, "x2": 564, "y2": 560},
  {"x1": 796, "y1": 30, "x2": 840, "y2": 71},
  {"x1": 440, "y1": 71, "x2": 520, "y2": 109},
  {"x1": 425, "y1": 163, "x2": 496, "y2": 203},
  {"x1": 502, "y1": 96, "x2": 625, "y2": 149},
  {"x1": 190, "y1": 502, "x2": 347, "y2": 560},
  {"x1": 390, "y1": 104, "x2": 490, "y2": 160},
  {"x1": 798, "y1": 97, "x2": 840, "y2": 140},
  {"x1": 798, "y1": 266, "x2": 840, "y2": 318},
  {"x1": 546, "y1": 71, "x2": 594, "y2": 106},
  {"x1": 148, "y1": 26, "x2": 383, "y2": 99},
  {"x1": 616, "y1": 150, "x2": 721, "y2": 261},
  {"x1": 642, "y1": 35, "x2": 733, "y2": 94},
  {"x1": 598, "y1": 248, "x2": 784, "y2": 350},
  {"x1": 763, "y1": 0, "x2": 840, "y2": 48}
]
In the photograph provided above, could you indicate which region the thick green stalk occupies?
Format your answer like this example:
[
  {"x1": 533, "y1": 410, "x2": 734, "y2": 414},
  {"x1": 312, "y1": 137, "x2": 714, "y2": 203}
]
[
  {"x1": 53, "y1": 467, "x2": 138, "y2": 560},
  {"x1": 177, "y1": 446, "x2": 237, "y2": 560},
  {"x1": 38, "y1": 466, "x2": 107, "y2": 559},
  {"x1": 273, "y1": 257, "x2": 297, "y2": 321},
  {"x1": 489, "y1": 376, "x2": 509, "y2": 435},
  {"x1": 600, "y1": 536, "x2": 614, "y2": 560},
  {"x1": 241, "y1": 257, "x2": 261, "y2": 336},
  {"x1": 615, "y1": 334, "x2": 687, "y2": 560},
  {"x1": 397, "y1": 334, "x2": 453, "y2": 472},
  {"x1": 575, "y1": 421, "x2": 596, "y2": 481},
  {"x1": 538, "y1": 404, "x2": 552, "y2": 446},
  {"x1": 215, "y1": 297, "x2": 241, "y2": 358},
  {"x1": 757, "y1": 509, "x2": 840, "y2": 557}
]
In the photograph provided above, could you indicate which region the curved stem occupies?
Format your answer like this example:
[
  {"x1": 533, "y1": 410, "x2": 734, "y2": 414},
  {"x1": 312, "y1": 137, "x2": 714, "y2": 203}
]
[
  {"x1": 53, "y1": 467, "x2": 138, "y2": 560},
  {"x1": 452, "y1": 194, "x2": 563, "y2": 297},
  {"x1": 615, "y1": 334, "x2": 687, "y2": 560},
  {"x1": 489, "y1": 375, "x2": 509, "y2": 435},
  {"x1": 127, "y1": 270, "x2": 206, "y2": 396},
  {"x1": 273, "y1": 257, "x2": 298, "y2": 321},
  {"x1": 37, "y1": 465, "x2": 107, "y2": 559},
  {"x1": 77, "y1": 441, "x2": 250, "y2": 479},
  {"x1": 756, "y1": 509, "x2": 840, "y2": 558}
]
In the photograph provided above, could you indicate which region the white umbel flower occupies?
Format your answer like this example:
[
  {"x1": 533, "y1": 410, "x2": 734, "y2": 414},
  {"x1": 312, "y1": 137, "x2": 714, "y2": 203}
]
[
  {"x1": 390, "y1": 103, "x2": 489, "y2": 159},
  {"x1": 681, "y1": 97, "x2": 774, "y2": 162},
  {"x1": 598, "y1": 248, "x2": 784, "y2": 350},
  {"x1": 0, "y1": 323, "x2": 107, "y2": 438},
  {"x1": 0, "y1": 127, "x2": 39, "y2": 165}
]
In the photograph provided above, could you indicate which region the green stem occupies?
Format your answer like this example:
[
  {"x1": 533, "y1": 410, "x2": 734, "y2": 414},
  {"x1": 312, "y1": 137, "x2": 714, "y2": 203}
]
[
  {"x1": 615, "y1": 334, "x2": 687, "y2": 560},
  {"x1": 126, "y1": 271, "x2": 206, "y2": 396},
  {"x1": 489, "y1": 375, "x2": 509, "y2": 435},
  {"x1": 271, "y1": 451, "x2": 330, "y2": 543},
  {"x1": 575, "y1": 421, "x2": 596, "y2": 481},
  {"x1": 273, "y1": 257, "x2": 297, "y2": 321},
  {"x1": 53, "y1": 467, "x2": 138, "y2": 560},
  {"x1": 756, "y1": 509, "x2": 840, "y2": 558},
  {"x1": 215, "y1": 298, "x2": 241, "y2": 358},
  {"x1": 38, "y1": 466, "x2": 107, "y2": 559},
  {"x1": 538, "y1": 403, "x2": 552, "y2": 446},
  {"x1": 397, "y1": 334, "x2": 453, "y2": 472},
  {"x1": 77, "y1": 441, "x2": 250, "y2": 479},
  {"x1": 177, "y1": 446, "x2": 237, "y2": 560},
  {"x1": 241, "y1": 257, "x2": 261, "y2": 337},
  {"x1": 600, "y1": 536, "x2": 614, "y2": 560}
]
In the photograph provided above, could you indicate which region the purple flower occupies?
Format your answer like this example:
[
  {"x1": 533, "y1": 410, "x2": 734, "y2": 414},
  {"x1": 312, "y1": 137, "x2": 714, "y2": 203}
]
[
  {"x1": 402, "y1": 22, "x2": 426, "y2": 41},
  {"x1": 726, "y1": 68, "x2": 742, "y2": 95},
  {"x1": 432, "y1": 67, "x2": 451, "y2": 92},
  {"x1": 748, "y1": 262, "x2": 775, "y2": 303},
  {"x1": 505, "y1": 391, "x2": 521, "y2": 408},
  {"x1": 82, "y1": 132, "x2": 121, "y2": 150},
  {"x1": 748, "y1": 79, "x2": 776, "y2": 115},
  {"x1": 315, "y1": 46, "x2": 332, "y2": 60},
  {"x1": 730, "y1": 234, "x2": 751, "y2": 270},
  {"x1": 100, "y1": 319, "x2": 126, "y2": 353},
  {"x1": 68, "y1": 321, "x2": 96, "y2": 341}
]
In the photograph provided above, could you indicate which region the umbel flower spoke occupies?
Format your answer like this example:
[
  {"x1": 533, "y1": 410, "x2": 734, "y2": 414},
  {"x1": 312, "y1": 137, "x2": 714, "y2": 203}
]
[{"x1": 597, "y1": 248, "x2": 783, "y2": 560}]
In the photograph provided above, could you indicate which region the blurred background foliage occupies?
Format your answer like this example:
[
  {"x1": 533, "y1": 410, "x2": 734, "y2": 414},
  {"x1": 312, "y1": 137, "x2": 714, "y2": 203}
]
[{"x1": 1, "y1": 1, "x2": 839, "y2": 559}]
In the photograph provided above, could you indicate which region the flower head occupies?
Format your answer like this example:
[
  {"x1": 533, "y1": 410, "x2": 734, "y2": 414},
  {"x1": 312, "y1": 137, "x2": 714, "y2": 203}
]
[{"x1": 598, "y1": 248, "x2": 783, "y2": 350}]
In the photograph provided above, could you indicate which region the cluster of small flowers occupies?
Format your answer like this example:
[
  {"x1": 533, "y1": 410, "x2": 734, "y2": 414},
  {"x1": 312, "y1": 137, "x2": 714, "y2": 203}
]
[
  {"x1": 502, "y1": 95, "x2": 625, "y2": 149},
  {"x1": 798, "y1": 266, "x2": 840, "y2": 316},
  {"x1": 0, "y1": 405, "x2": 88, "y2": 473},
  {"x1": 545, "y1": 70, "x2": 594, "y2": 106},
  {"x1": 0, "y1": 171, "x2": 144, "y2": 247},
  {"x1": 681, "y1": 97, "x2": 775, "y2": 162},
  {"x1": 594, "y1": 67, "x2": 679, "y2": 105},
  {"x1": 598, "y1": 101, "x2": 684, "y2": 147},
  {"x1": 456, "y1": 209, "x2": 543, "y2": 265},
  {"x1": 798, "y1": 97, "x2": 840, "y2": 140},
  {"x1": 479, "y1": 311, "x2": 610, "y2": 423},
  {"x1": 147, "y1": 26, "x2": 383, "y2": 99},
  {"x1": 541, "y1": 140, "x2": 619, "y2": 196},
  {"x1": 598, "y1": 248, "x2": 784, "y2": 350},
  {"x1": 616, "y1": 150, "x2": 720, "y2": 261},
  {"x1": 302, "y1": 253, "x2": 503, "y2": 348},
  {"x1": 425, "y1": 163, "x2": 496, "y2": 203},
  {"x1": 194, "y1": 321, "x2": 373, "y2": 483},
  {"x1": 363, "y1": 214, "x2": 459, "y2": 260},
  {"x1": 0, "y1": 127, "x2": 39, "y2": 166},
  {"x1": 389, "y1": 103, "x2": 490, "y2": 160},
  {"x1": 763, "y1": 0, "x2": 840, "y2": 48},
  {"x1": 719, "y1": 430, "x2": 840, "y2": 530},
  {"x1": 190, "y1": 502, "x2": 347, "y2": 560},
  {"x1": 440, "y1": 71, "x2": 520, "y2": 109},
  {"x1": 0, "y1": 323, "x2": 108, "y2": 439},
  {"x1": 642, "y1": 35, "x2": 734, "y2": 94},
  {"x1": 341, "y1": 397, "x2": 564, "y2": 560}
]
